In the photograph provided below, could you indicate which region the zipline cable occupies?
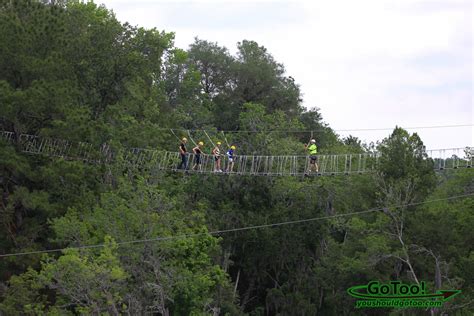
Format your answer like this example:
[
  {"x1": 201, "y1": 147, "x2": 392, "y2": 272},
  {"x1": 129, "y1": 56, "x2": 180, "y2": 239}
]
[
  {"x1": 203, "y1": 130, "x2": 217, "y2": 149},
  {"x1": 306, "y1": 131, "x2": 313, "y2": 147},
  {"x1": 187, "y1": 130, "x2": 198, "y2": 147},
  {"x1": 169, "y1": 129, "x2": 182, "y2": 142},
  {"x1": 151, "y1": 124, "x2": 473, "y2": 134},
  {"x1": 1, "y1": 193, "x2": 472, "y2": 258},
  {"x1": 221, "y1": 131, "x2": 231, "y2": 149}
]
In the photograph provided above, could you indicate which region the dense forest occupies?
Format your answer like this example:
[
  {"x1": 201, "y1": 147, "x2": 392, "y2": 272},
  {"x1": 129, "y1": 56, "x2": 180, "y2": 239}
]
[{"x1": 0, "y1": 1, "x2": 473, "y2": 315}]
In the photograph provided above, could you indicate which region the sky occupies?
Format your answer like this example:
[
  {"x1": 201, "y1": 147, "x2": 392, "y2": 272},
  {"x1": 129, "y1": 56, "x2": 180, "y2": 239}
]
[{"x1": 99, "y1": 0, "x2": 473, "y2": 150}]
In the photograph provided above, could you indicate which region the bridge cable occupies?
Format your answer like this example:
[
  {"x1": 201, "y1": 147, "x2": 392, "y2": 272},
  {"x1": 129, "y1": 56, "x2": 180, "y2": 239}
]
[
  {"x1": 203, "y1": 130, "x2": 217, "y2": 150},
  {"x1": 221, "y1": 131, "x2": 231, "y2": 149},
  {"x1": 0, "y1": 193, "x2": 471, "y2": 258},
  {"x1": 186, "y1": 130, "x2": 198, "y2": 147}
]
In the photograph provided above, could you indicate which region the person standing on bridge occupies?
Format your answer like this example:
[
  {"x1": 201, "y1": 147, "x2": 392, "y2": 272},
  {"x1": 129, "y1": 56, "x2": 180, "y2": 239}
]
[
  {"x1": 213, "y1": 141, "x2": 222, "y2": 172},
  {"x1": 192, "y1": 141, "x2": 204, "y2": 171},
  {"x1": 305, "y1": 139, "x2": 319, "y2": 174},
  {"x1": 177, "y1": 137, "x2": 188, "y2": 170},
  {"x1": 226, "y1": 145, "x2": 236, "y2": 172}
]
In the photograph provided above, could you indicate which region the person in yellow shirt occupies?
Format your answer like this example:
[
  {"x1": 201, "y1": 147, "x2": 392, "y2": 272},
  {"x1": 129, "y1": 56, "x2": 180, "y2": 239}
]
[{"x1": 305, "y1": 139, "x2": 319, "y2": 174}]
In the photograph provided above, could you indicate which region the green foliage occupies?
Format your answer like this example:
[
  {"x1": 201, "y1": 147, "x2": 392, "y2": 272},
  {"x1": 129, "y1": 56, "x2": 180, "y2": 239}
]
[
  {"x1": 0, "y1": 268, "x2": 48, "y2": 315},
  {"x1": 234, "y1": 40, "x2": 301, "y2": 115},
  {"x1": 377, "y1": 127, "x2": 436, "y2": 199},
  {"x1": 408, "y1": 169, "x2": 474, "y2": 312},
  {"x1": 188, "y1": 38, "x2": 234, "y2": 98},
  {"x1": 0, "y1": 1, "x2": 470, "y2": 314},
  {"x1": 40, "y1": 237, "x2": 127, "y2": 314}
]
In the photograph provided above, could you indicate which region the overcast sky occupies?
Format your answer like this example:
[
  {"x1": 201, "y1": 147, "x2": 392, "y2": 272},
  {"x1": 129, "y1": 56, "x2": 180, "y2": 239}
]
[{"x1": 99, "y1": 0, "x2": 472, "y2": 150}]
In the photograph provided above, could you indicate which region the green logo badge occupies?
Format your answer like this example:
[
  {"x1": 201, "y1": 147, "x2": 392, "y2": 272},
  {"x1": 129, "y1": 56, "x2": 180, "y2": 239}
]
[{"x1": 347, "y1": 281, "x2": 461, "y2": 309}]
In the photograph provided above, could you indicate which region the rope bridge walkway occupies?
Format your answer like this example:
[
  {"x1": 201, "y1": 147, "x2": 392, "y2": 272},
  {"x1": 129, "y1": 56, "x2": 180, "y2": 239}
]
[{"x1": 1, "y1": 131, "x2": 472, "y2": 177}]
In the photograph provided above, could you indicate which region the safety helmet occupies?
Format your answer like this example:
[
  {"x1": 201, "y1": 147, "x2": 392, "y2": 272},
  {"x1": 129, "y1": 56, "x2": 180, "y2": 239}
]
[
  {"x1": 198, "y1": 141, "x2": 204, "y2": 146},
  {"x1": 217, "y1": 141, "x2": 222, "y2": 145},
  {"x1": 231, "y1": 145, "x2": 236, "y2": 150},
  {"x1": 182, "y1": 137, "x2": 188, "y2": 141},
  {"x1": 310, "y1": 139, "x2": 316, "y2": 143}
]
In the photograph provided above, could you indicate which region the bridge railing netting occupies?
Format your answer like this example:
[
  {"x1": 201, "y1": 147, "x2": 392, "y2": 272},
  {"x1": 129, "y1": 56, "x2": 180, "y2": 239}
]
[{"x1": 1, "y1": 131, "x2": 472, "y2": 176}]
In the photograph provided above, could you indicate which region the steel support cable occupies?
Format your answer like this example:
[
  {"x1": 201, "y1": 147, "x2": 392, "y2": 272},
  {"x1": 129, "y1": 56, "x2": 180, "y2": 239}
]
[
  {"x1": 2, "y1": 130, "x2": 472, "y2": 160},
  {"x1": 221, "y1": 131, "x2": 231, "y2": 149},
  {"x1": 1, "y1": 193, "x2": 472, "y2": 258},
  {"x1": 169, "y1": 129, "x2": 182, "y2": 143},
  {"x1": 145, "y1": 123, "x2": 474, "y2": 134},
  {"x1": 187, "y1": 130, "x2": 198, "y2": 147},
  {"x1": 203, "y1": 130, "x2": 217, "y2": 149},
  {"x1": 309, "y1": 131, "x2": 313, "y2": 148}
]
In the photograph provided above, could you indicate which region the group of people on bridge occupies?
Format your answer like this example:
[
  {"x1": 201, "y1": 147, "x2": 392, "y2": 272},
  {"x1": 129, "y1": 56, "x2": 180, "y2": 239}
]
[
  {"x1": 177, "y1": 138, "x2": 236, "y2": 172},
  {"x1": 177, "y1": 137, "x2": 320, "y2": 174}
]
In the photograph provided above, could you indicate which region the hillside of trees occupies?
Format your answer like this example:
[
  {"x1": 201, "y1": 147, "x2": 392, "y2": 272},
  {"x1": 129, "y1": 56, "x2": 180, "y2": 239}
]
[{"x1": 0, "y1": 1, "x2": 472, "y2": 315}]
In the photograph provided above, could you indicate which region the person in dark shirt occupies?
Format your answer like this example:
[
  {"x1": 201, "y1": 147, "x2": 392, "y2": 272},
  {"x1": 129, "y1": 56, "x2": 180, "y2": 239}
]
[
  {"x1": 177, "y1": 137, "x2": 188, "y2": 170},
  {"x1": 192, "y1": 141, "x2": 204, "y2": 170}
]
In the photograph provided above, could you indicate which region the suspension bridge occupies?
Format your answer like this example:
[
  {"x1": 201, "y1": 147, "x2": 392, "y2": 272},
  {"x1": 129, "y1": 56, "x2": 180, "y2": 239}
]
[{"x1": 1, "y1": 131, "x2": 472, "y2": 177}]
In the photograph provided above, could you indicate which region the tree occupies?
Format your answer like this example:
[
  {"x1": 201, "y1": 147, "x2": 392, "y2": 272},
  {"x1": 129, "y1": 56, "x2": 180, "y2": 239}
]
[
  {"x1": 234, "y1": 40, "x2": 302, "y2": 116},
  {"x1": 188, "y1": 38, "x2": 235, "y2": 98}
]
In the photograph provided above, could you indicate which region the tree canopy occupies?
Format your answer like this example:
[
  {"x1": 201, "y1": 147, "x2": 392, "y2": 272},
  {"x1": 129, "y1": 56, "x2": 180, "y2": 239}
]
[{"x1": 0, "y1": 1, "x2": 472, "y2": 315}]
